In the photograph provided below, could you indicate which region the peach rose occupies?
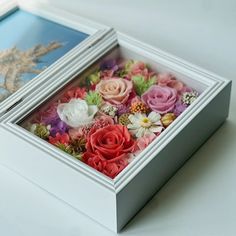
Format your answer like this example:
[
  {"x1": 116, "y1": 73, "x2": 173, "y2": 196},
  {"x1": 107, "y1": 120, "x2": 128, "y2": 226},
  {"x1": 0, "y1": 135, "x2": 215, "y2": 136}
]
[{"x1": 96, "y1": 78, "x2": 133, "y2": 105}]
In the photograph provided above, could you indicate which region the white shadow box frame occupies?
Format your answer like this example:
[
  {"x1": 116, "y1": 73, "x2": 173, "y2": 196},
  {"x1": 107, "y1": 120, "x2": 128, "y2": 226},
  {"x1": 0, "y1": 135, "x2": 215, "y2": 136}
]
[{"x1": 0, "y1": 30, "x2": 231, "y2": 232}]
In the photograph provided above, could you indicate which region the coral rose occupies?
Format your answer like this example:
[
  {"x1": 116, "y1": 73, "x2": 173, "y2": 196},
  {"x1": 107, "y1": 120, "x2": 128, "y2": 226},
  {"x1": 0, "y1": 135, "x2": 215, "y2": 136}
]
[
  {"x1": 142, "y1": 85, "x2": 177, "y2": 114},
  {"x1": 83, "y1": 124, "x2": 136, "y2": 178},
  {"x1": 96, "y1": 78, "x2": 133, "y2": 105},
  {"x1": 61, "y1": 87, "x2": 87, "y2": 103}
]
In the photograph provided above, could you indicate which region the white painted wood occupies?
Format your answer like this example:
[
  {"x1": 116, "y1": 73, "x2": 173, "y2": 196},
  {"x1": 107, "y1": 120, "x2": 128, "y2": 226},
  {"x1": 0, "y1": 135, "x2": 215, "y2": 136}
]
[
  {"x1": 0, "y1": 0, "x2": 110, "y2": 116},
  {"x1": 17, "y1": 0, "x2": 107, "y2": 34},
  {"x1": 116, "y1": 81, "x2": 231, "y2": 231},
  {"x1": 0, "y1": 125, "x2": 117, "y2": 231},
  {"x1": 0, "y1": 31, "x2": 231, "y2": 232},
  {"x1": 0, "y1": 0, "x2": 17, "y2": 17}
]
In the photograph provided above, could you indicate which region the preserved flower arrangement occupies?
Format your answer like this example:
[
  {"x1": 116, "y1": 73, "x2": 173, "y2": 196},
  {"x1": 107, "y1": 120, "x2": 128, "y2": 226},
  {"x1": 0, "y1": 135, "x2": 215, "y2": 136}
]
[{"x1": 22, "y1": 59, "x2": 199, "y2": 179}]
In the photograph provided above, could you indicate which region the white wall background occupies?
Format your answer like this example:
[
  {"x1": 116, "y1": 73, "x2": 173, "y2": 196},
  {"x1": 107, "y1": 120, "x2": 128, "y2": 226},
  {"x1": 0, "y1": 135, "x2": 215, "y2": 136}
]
[
  {"x1": 42, "y1": 0, "x2": 236, "y2": 78},
  {"x1": 1, "y1": 1, "x2": 236, "y2": 236}
]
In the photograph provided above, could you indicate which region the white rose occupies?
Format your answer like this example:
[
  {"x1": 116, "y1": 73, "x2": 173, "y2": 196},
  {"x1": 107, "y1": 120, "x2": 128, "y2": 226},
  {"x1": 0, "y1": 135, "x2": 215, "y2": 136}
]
[{"x1": 57, "y1": 99, "x2": 98, "y2": 128}]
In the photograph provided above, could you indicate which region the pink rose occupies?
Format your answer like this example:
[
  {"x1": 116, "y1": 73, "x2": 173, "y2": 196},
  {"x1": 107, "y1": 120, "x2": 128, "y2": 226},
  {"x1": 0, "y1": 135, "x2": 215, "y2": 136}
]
[
  {"x1": 100, "y1": 69, "x2": 114, "y2": 80},
  {"x1": 127, "y1": 61, "x2": 156, "y2": 81},
  {"x1": 94, "y1": 115, "x2": 114, "y2": 128},
  {"x1": 142, "y1": 85, "x2": 177, "y2": 114},
  {"x1": 135, "y1": 133, "x2": 156, "y2": 153},
  {"x1": 69, "y1": 127, "x2": 90, "y2": 140},
  {"x1": 130, "y1": 61, "x2": 149, "y2": 77},
  {"x1": 157, "y1": 73, "x2": 184, "y2": 93},
  {"x1": 96, "y1": 78, "x2": 133, "y2": 105}
]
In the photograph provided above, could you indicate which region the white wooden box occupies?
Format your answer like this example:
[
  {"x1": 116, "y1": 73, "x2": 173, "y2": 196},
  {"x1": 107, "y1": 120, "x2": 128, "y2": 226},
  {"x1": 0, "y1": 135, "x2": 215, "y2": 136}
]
[
  {"x1": 0, "y1": 0, "x2": 110, "y2": 117},
  {"x1": 0, "y1": 1, "x2": 231, "y2": 233}
]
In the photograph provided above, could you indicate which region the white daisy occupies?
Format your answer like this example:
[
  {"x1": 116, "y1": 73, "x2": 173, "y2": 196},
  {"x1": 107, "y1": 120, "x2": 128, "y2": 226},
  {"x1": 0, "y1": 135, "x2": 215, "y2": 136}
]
[{"x1": 127, "y1": 112, "x2": 163, "y2": 138}]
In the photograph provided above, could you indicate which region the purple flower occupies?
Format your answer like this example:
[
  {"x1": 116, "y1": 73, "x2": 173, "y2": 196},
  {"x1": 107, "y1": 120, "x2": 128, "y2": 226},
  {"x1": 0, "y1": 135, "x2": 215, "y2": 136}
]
[
  {"x1": 100, "y1": 59, "x2": 119, "y2": 71},
  {"x1": 38, "y1": 103, "x2": 59, "y2": 125},
  {"x1": 50, "y1": 118, "x2": 68, "y2": 137},
  {"x1": 42, "y1": 113, "x2": 59, "y2": 125},
  {"x1": 142, "y1": 85, "x2": 177, "y2": 114},
  {"x1": 116, "y1": 104, "x2": 130, "y2": 116},
  {"x1": 173, "y1": 101, "x2": 187, "y2": 116}
]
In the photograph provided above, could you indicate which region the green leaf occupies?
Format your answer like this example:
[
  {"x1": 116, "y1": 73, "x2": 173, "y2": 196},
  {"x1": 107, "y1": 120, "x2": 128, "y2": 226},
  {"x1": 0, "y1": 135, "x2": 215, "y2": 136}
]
[
  {"x1": 132, "y1": 75, "x2": 157, "y2": 96},
  {"x1": 85, "y1": 91, "x2": 103, "y2": 107}
]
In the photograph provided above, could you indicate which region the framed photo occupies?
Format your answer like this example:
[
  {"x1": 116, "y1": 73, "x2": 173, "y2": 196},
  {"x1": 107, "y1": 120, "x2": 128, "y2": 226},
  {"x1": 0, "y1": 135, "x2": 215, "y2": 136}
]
[{"x1": 0, "y1": 0, "x2": 110, "y2": 116}]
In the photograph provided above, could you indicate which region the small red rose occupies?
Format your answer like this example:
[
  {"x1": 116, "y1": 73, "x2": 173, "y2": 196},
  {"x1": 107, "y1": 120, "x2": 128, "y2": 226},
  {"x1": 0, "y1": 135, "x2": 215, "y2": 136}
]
[
  {"x1": 61, "y1": 87, "x2": 87, "y2": 103},
  {"x1": 49, "y1": 133, "x2": 70, "y2": 145}
]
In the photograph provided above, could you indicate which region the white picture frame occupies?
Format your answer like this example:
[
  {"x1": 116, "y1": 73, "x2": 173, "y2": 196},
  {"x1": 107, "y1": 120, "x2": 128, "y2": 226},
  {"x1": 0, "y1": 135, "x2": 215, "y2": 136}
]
[{"x1": 0, "y1": 0, "x2": 111, "y2": 116}]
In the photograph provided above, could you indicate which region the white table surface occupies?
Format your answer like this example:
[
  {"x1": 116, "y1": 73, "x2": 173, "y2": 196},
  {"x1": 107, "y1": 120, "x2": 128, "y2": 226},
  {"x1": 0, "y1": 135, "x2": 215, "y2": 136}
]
[{"x1": 1, "y1": 0, "x2": 236, "y2": 235}]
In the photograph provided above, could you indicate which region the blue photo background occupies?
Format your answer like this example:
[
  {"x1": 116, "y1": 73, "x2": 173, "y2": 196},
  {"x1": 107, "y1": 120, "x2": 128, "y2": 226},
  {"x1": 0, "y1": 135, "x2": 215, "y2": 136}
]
[{"x1": 0, "y1": 9, "x2": 89, "y2": 101}]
